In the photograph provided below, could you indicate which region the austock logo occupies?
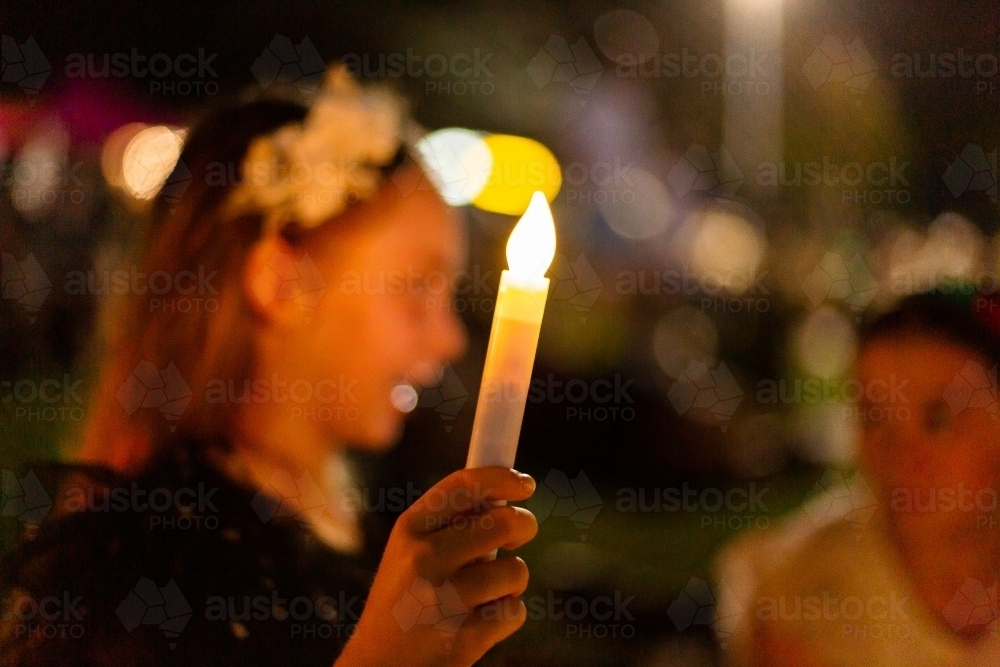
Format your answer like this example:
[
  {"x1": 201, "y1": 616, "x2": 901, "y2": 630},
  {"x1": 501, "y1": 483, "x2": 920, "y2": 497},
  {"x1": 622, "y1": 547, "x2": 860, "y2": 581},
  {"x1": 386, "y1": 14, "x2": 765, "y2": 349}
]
[
  {"x1": 340, "y1": 47, "x2": 495, "y2": 96},
  {"x1": 336, "y1": 264, "x2": 496, "y2": 316},
  {"x1": 408, "y1": 363, "x2": 470, "y2": 432},
  {"x1": 943, "y1": 578, "x2": 999, "y2": 635},
  {"x1": 943, "y1": 360, "x2": 998, "y2": 418},
  {"x1": 890, "y1": 49, "x2": 1000, "y2": 95},
  {"x1": 526, "y1": 35, "x2": 602, "y2": 95},
  {"x1": 520, "y1": 589, "x2": 636, "y2": 639},
  {"x1": 56, "y1": 480, "x2": 219, "y2": 531},
  {"x1": 525, "y1": 469, "x2": 603, "y2": 541},
  {"x1": 529, "y1": 9, "x2": 779, "y2": 101},
  {"x1": 403, "y1": 138, "x2": 490, "y2": 205},
  {"x1": 802, "y1": 469, "x2": 878, "y2": 536},
  {"x1": 116, "y1": 578, "x2": 193, "y2": 649},
  {"x1": 64, "y1": 261, "x2": 217, "y2": 314},
  {"x1": 805, "y1": 38, "x2": 1000, "y2": 102},
  {"x1": 204, "y1": 589, "x2": 360, "y2": 640},
  {"x1": 756, "y1": 156, "x2": 912, "y2": 205},
  {"x1": 801, "y1": 35, "x2": 877, "y2": 104},
  {"x1": 252, "y1": 35, "x2": 326, "y2": 93},
  {"x1": 667, "y1": 144, "x2": 743, "y2": 199},
  {"x1": 116, "y1": 361, "x2": 193, "y2": 431},
  {"x1": 1, "y1": 35, "x2": 51, "y2": 101},
  {"x1": 205, "y1": 375, "x2": 360, "y2": 424},
  {"x1": 2, "y1": 252, "x2": 52, "y2": 324},
  {"x1": 615, "y1": 482, "x2": 770, "y2": 532},
  {"x1": 549, "y1": 253, "x2": 603, "y2": 322},
  {"x1": 667, "y1": 577, "x2": 742, "y2": 648},
  {"x1": 666, "y1": 361, "x2": 744, "y2": 430},
  {"x1": 755, "y1": 591, "x2": 912, "y2": 641},
  {"x1": 756, "y1": 376, "x2": 911, "y2": 426},
  {"x1": 801, "y1": 251, "x2": 877, "y2": 313},
  {"x1": 251, "y1": 468, "x2": 335, "y2": 526},
  {"x1": 63, "y1": 48, "x2": 219, "y2": 97},
  {"x1": 392, "y1": 577, "x2": 468, "y2": 649},
  {"x1": 251, "y1": 249, "x2": 329, "y2": 322},
  {"x1": 120, "y1": 577, "x2": 361, "y2": 646},
  {"x1": 943, "y1": 143, "x2": 997, "y2": 205},
  {"x1": 2, "y1": 375, "x2": 86, "y2": 423},
  {"x1": 139, "y1": 157, "x2": 192, "y2": 214},
  {"x1": 530, "y1": 373, "x2": 635, "y2": 423},
  {"x1": 1, "y1": 469, "x2": 53, "y2": 527},
  {"x1": 2, "y1": 590, "x2": 86, "y2": 640}
]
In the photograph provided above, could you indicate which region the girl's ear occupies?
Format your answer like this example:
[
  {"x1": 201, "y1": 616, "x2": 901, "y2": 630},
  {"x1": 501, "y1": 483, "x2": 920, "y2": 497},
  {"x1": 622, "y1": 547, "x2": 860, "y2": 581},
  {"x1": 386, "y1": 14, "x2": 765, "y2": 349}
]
[{"x1": 243, "y1": 233, "x2": 309, "y2": 327}]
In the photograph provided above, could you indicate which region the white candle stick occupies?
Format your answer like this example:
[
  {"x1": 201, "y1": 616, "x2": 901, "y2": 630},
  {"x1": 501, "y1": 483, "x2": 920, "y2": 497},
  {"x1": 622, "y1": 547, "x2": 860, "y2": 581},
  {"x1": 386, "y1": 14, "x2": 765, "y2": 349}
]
[{"x1": 466, "y1": 191, "x2": 556, "y2": 471}]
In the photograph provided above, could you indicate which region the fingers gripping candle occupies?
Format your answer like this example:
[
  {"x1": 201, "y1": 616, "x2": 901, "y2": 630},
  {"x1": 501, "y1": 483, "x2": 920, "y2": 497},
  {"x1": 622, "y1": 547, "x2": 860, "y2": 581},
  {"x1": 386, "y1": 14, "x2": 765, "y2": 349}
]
[{"x1": 466, "y1": 191, "x2": 556, "y2": 470}]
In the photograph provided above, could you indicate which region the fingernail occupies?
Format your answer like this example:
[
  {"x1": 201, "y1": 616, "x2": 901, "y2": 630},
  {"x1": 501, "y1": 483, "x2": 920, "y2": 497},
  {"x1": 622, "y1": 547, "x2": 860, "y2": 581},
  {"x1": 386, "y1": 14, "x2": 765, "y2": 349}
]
[{"x1": 518, "y1": 473, "x2": 535, "y2": 493}]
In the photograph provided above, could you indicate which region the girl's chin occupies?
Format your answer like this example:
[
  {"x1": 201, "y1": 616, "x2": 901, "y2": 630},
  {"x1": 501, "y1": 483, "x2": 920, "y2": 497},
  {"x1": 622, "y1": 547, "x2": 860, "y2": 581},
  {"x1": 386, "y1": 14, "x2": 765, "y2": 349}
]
[{"x1": 348, "y1": 413, "x2": 406, "y2": 452}]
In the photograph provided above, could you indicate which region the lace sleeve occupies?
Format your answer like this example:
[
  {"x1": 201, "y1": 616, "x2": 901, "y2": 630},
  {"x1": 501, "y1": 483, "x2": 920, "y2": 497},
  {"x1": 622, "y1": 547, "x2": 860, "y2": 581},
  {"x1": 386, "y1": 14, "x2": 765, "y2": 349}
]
[{"x1": 0, "y1": 463, "x2": 132, "y2": 667}]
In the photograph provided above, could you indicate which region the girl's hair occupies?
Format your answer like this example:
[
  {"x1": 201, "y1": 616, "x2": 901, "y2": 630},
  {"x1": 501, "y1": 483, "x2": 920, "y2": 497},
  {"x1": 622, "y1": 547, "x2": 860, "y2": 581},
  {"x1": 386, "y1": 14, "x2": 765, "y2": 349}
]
[
  {"x1": 859, "y1": 290, "x2": 1000, "y2": 366},
  {"x1": 78, "y1": 99, "x2": 310, "y2": 472}
]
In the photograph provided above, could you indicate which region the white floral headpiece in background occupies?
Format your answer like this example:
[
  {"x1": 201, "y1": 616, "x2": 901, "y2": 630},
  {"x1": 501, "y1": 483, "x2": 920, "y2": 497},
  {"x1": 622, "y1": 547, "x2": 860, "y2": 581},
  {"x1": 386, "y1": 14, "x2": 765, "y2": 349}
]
[{"x1": 225, "y1": 66, "x2": 417, "y2": 235}]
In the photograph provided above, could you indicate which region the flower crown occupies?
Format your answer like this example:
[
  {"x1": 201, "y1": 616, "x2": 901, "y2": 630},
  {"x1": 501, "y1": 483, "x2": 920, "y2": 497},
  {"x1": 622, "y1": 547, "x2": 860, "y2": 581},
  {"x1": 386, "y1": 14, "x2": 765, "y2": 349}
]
[{"x1": 224, "y1": 66, "x2": 421, "y2": 235}]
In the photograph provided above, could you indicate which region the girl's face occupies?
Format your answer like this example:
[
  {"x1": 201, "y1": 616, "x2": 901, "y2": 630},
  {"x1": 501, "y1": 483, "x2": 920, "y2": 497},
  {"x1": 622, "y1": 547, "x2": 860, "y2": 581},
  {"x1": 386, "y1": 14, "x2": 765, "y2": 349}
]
[
  {"x1": 277, "y1": 167, "x2": 468, "y2": 450},
  {"x1": 857, "y1": 334, "x2": 1000, "y2": 548}
]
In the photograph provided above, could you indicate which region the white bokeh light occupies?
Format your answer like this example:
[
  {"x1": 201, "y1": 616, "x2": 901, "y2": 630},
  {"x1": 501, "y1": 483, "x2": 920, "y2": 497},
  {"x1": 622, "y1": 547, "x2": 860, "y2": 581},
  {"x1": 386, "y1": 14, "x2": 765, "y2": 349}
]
[
  {"x1": 101, "y1": 122, "x2": 148, "y2": 190},
  {"x1": 122, "y1": 125, "x2": 187, "y2": 201},
  {"x1": 390, "y1": 382, "x2": 419, "y2": 413},
  {"x1": 886, "y1": 212, "x2": 984, "y2": 296},
  {"x1": 599, "y1": 167, "x2": 672, "y2": 240},
  {"x1": 11, "y1": 126, "x2": 69, "y2": 219},
  {"x1": 414, "y1": 127, "x2": 492, "y2": 206}
]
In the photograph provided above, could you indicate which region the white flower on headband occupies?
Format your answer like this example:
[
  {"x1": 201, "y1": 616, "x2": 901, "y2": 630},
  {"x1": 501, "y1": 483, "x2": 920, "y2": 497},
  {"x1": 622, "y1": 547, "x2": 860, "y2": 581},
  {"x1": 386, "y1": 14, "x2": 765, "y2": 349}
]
[{"x1": 226, "y1": 66, "x2": 409, "y2": 233}]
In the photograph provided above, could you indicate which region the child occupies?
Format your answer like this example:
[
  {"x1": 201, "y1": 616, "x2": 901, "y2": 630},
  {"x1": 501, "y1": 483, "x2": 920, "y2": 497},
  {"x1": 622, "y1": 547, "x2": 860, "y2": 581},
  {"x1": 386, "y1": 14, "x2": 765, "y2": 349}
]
[{"x1": 0, "y1": 69, "x2": 538, "y2": 667}]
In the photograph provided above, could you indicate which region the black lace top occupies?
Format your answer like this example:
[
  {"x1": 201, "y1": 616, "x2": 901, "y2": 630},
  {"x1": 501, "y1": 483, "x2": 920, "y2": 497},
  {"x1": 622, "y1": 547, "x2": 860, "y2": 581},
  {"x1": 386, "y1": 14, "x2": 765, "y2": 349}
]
[{"x1": 0, "y1": 442, "x2": 385, "y2": 667}]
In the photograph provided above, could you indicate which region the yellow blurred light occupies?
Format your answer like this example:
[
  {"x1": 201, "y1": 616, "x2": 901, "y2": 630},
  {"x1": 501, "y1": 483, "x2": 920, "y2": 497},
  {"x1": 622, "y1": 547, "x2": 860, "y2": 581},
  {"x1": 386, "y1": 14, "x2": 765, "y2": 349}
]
[
  {"x1": 473, "y1": 134, "x2": 561, "y2": 215},
  {"x1": 506, "y1": 191, "x2": 557, "y2": 287},
  {"x1": 122, "y1": 125, "x2": 186, "y2": 200},
  {"x1": 101, "y1": 122, "x2": 148, "y2": 190}
]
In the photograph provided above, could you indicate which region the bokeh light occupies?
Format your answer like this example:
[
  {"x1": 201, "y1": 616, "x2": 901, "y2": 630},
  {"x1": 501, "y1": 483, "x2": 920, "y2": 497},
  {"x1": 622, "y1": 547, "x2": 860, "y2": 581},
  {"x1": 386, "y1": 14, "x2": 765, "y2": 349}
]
[
  {"x1": 593, "y1": 9, "x2": 659, "y2": 64},
  {"x1": 390, "y1": 383, "x2": 419, "y2": 413},
  {"x1": 10, "y1": 125, "x2": 69, "y2": 220},
  {"x1": 796, "y1": 403, "x2": 859, "y2": 466},
  {"x1": 413, "y1": 127, "x2": 492, "y2": 206},
  {"x1": 794, "y1": 306, "x2": 857, "y2": 379},
  {"x1": 652, "y1": 305, "x2": 719, "y2": 379},
  {"x1": 885, "y1": 212, "x2": 985, "y2": 296},
  {"x1": 599, "y1": 167, "x2": 672, "y2": 240},
  {"x1": 473, "y1": 134, "x2": 561, "y2": 215},
  {"x1": 686, "y1": 209, "x2": 767, "y2": 294},
  {"x1": 100, "y1": 122, "x2": 147, "y2": 191},
  {"x1": 121, "y1": 125, "x2": 186, "y2": 201}
]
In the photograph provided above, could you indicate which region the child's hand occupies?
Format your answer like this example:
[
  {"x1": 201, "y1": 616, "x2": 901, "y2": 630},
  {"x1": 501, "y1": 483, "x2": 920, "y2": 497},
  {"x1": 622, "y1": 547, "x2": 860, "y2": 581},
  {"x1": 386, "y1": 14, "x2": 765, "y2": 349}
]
[{"x1": 336, "y1": 466, "x2": 538, "y2": 667}]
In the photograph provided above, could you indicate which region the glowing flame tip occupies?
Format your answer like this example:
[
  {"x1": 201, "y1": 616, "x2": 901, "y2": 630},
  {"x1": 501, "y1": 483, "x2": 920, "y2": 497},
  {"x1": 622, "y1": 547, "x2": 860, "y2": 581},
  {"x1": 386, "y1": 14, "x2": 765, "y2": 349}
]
[{"x1": 505, "y1": 191, "x2": 556, "y2": 286}]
